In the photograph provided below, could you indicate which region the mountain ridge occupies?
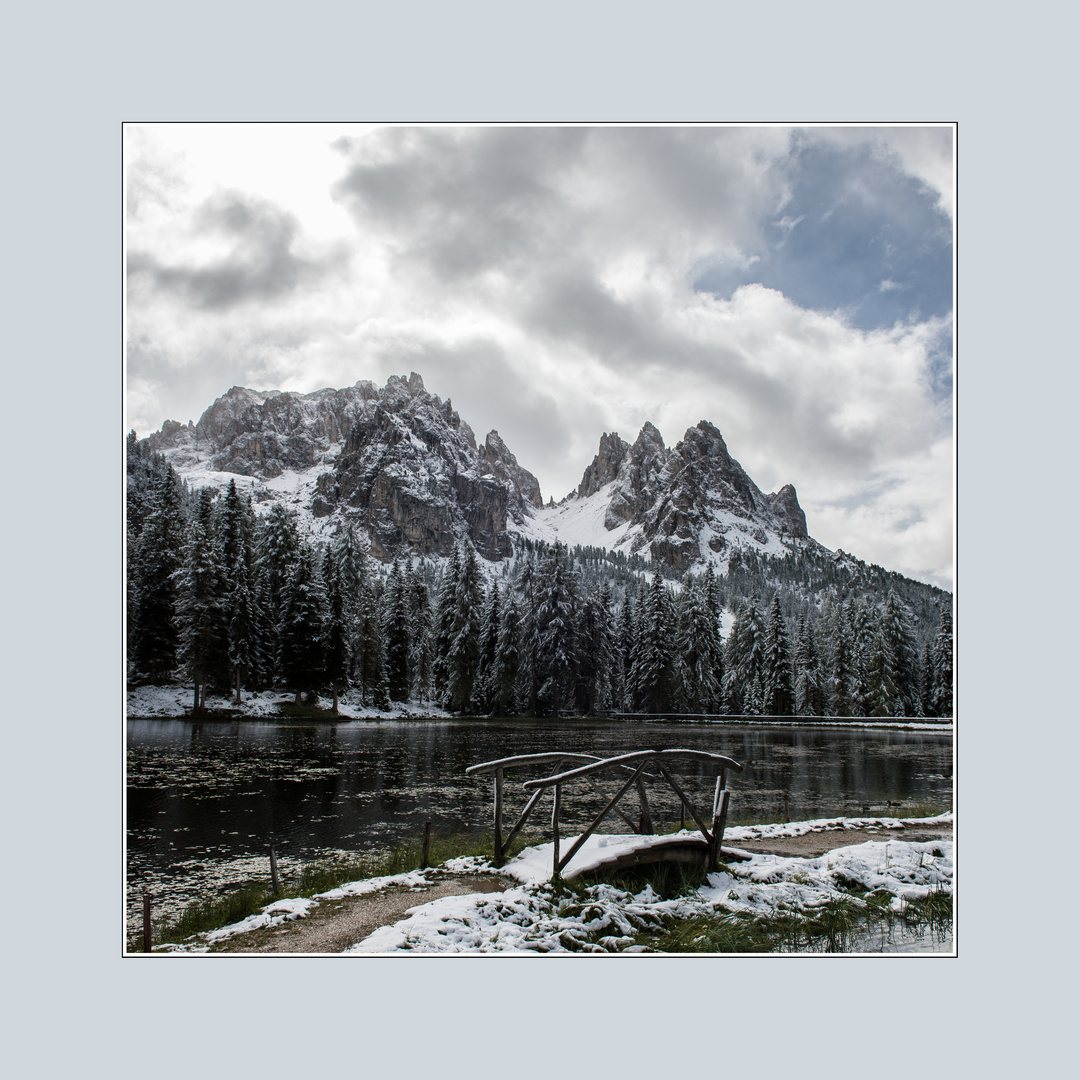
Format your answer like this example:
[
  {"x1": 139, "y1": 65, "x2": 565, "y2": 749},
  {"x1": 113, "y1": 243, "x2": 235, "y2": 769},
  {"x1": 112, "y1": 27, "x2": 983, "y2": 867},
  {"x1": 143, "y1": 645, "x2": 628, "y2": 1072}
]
[{"x1": 142, "y1": 373, "x2": 825, "y2": 573}]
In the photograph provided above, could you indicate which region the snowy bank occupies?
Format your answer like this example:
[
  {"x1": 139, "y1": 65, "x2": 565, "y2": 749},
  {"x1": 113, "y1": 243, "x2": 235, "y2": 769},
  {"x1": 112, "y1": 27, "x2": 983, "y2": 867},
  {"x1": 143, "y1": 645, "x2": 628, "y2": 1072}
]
[{"x1": 154, "y1": 815, "x2": 953, "y2": 955}]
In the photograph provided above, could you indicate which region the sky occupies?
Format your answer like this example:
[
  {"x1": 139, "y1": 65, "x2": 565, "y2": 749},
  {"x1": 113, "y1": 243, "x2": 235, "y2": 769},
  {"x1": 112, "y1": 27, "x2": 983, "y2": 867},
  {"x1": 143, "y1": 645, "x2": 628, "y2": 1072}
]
[{"x1": 125, "y1": 123, "x2": 954, "y2": 589}]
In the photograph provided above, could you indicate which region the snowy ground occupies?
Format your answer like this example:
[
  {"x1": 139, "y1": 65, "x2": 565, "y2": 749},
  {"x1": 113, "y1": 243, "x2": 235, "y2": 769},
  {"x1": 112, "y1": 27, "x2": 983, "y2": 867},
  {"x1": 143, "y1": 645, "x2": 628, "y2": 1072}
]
[
  {"x1": 154, "y1": 813, "x2": 953, "y2": 955},
  {"x1": 127, "y1": 683, "x2": 453, "y2": 720}
]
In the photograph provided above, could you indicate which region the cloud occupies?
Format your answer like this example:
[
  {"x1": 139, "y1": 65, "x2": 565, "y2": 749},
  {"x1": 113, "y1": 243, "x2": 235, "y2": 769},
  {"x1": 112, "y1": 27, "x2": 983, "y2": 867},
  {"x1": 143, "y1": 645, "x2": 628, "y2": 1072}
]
[
  {"x1": 127, "y1": 190, "x2": 348, "y2": 311},
  {"x1": 126, "y1": 124, "x2": 954, "y2": 586}
]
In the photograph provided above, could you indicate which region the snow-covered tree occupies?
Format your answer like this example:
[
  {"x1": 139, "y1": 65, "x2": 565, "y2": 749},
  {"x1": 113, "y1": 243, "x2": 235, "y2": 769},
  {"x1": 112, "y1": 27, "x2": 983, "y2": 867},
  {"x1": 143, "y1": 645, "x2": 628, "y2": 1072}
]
[{"x1": 762, "y1": 595, "x2": 795, "y2": 716}]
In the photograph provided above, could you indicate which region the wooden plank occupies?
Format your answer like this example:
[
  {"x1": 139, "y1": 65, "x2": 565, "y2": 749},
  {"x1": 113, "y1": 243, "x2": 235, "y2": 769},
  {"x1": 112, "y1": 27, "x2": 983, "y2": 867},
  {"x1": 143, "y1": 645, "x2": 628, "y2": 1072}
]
[
  {"x1": 563, "y1": 837, "x2": 710, "y2": 880},
  {"x1": 557, "y1": 761, "x2": 647, "y2": 874},
  {"x1": 658, "y1": 764, "x2": 713, "y2": 842}
]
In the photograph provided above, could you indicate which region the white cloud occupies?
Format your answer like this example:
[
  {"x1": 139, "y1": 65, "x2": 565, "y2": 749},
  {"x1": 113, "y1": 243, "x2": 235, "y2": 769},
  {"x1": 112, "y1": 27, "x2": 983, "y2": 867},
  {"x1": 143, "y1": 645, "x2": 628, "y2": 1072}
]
[{"x1": 125, "y1": 123, "x2": 953, "y2": 588}]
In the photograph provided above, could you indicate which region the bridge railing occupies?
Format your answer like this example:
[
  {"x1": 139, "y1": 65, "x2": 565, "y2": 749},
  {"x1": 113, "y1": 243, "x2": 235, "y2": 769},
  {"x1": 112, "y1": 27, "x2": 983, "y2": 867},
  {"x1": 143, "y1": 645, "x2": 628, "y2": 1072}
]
[{"x1": 466, "y1": 748, "x2": 742, "y2": 878}]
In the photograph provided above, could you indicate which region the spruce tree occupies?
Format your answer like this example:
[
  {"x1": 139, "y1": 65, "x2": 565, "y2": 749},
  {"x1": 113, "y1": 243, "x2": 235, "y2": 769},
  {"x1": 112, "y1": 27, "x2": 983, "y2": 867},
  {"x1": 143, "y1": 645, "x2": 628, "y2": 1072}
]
[
  {"x1": 322, "y1": 543, "x2": 351, "y2": 713},
  {"x1": 382, "y1": 560, "x2": 412, "y2": 703},
  {"x1": 629, "y1": 573, "x2": 676, "y2": 713},
  {"x1": 676, "y1": 575, "x2": 724, "y2": 714},
  {"x1": 762, "y1": 595, "x2": 795, "y2": 716},
  {"x1": 931, "y1": 606, "x2": 954, "y2": 717},
  {"x1": 132, "y1": 463, "x2": 185, "y2": 679},
  {"x1": 279, "y1": 542, "x2": 327, "y2": 705},
  {"x1": 492, "y1": 584, "x2": 523, "y2": 715},
  {"x1": 174, "y1": 490, "x2": 230, "y2": 712},
  {"x1": 408, "y1": 561, "x2": 433, "y2": 705}
]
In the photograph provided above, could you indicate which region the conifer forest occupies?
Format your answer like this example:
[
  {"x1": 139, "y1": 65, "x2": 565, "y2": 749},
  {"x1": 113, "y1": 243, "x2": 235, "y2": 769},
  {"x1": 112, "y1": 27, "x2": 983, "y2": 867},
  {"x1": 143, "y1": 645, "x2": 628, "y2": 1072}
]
[{"x1": 127, "y1": 435, "x2": 954, "y2": 720}]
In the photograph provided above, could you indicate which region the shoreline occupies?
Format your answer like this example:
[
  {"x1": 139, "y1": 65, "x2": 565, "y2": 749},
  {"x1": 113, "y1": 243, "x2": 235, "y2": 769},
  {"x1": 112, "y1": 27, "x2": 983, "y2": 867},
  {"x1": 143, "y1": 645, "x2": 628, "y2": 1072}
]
[{"x1": 126, "y1": 685, "x2": 953, "y2": 731}]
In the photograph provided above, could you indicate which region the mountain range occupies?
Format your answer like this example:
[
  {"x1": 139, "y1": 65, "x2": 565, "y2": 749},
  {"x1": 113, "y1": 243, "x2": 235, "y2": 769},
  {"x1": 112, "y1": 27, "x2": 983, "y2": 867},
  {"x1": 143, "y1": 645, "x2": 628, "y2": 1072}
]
[{"x1": 144, "y1": 372, "x2": 833, "y2": 572}]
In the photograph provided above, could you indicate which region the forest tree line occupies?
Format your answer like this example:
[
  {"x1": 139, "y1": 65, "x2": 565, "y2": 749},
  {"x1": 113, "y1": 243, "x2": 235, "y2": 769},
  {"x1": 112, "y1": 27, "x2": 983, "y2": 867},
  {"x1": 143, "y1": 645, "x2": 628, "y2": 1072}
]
[{"x1": 127, "y1": 435, "x2": 953, "y2": 718}]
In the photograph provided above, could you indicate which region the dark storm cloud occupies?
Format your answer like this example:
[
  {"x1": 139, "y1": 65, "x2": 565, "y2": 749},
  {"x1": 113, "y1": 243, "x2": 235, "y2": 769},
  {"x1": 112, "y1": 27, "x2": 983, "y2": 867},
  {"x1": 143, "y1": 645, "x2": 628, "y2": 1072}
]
[
  {"x1": 127, "y1": 191, "x2": 346, "y2": 310},
  {"x1": 694, "y1": 138, "x2": 953, "y2": 332}
]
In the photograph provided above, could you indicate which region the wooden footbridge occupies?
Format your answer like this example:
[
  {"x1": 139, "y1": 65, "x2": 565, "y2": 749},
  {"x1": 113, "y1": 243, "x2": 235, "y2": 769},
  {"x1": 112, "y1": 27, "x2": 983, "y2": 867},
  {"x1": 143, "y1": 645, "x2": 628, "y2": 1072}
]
[{"x1": 466, "y1": 749, "x2": 743, "y2": 880}]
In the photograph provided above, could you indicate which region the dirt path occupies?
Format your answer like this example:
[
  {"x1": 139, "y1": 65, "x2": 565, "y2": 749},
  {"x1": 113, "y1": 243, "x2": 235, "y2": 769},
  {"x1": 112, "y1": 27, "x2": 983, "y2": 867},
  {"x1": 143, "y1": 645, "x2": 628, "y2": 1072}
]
[
  {"x1": 729, "y1": 822, "x2": 953, "y2": 859},
  {"x1": 205, "y1": 823, "x2": 953, "y2": 953},
  {"x1": 207, "y1": 873, "x2": 513, "y2": 954}
]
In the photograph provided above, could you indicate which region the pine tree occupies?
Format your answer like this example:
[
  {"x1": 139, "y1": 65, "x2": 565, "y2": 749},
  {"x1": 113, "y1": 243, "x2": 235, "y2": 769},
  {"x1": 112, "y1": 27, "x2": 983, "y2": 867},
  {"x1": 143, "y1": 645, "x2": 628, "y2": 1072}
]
[
  {"x1": 174, "y1": 490, "x2": 230, "y2": 712},
  {"x1": 677, "y1": 575, "x2": 724, "y2": 713},
  {"x1": 880, "y1": 590, "x2": 918, "y2": 714},
  {"x1": 279, "y1": 542, "x2": 327, "y2": 705},
  {"x1": 762, "y1": 595, "x2": 795, "y2": 716},
  {"x1": 322, "y1": 543, "x2": 351, "y2": 713},
  {"x1": 534, "y1": 543, "x2": 579, "y2": 716},
  {"x1": 492, "y1": 584, "x2": 523, "y2": 715},
  {"x1": 407, "y1": 561, "x2": 433, "y2": 705},
  {"x1": 795, "y1": 617, "x2": 824, "y2": 716},
  {"x1": 132, "y1": 463, "x2": 185, "y2": 679},
  {"x1": 931, "y1": 605, "x2": 954, "y2": 717},
  {"x1": 476, "y1": 582, "x2": 502, "y2": 714},
  {"x1": 443, "y1": 545, "x2": 483, "y2": 712},
  {"x1": 629, "y1": 573, "x2": 676, "y2": 713},
  {"x1": 382, "y1": 560, "x2": 412, "y2": 702},
  {"x1": 255, "y1": 503, "x2": 301, "y2": 686},
  {"x1": 575, "y1": 584, "x2": 615, "y2": 714}
]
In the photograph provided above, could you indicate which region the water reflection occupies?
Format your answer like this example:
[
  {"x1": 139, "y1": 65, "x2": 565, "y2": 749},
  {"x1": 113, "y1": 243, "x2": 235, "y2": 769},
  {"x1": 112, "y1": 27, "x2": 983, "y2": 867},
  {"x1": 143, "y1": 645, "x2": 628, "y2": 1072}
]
[{"x1": 126, "y1": 718, "x2": 952, "y2": 936}]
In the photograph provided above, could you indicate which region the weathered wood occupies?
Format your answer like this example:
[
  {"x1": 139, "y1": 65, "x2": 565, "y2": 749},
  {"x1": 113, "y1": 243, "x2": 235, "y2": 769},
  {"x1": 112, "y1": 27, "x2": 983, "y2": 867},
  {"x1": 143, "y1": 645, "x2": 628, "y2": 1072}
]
[
  {"x1": 466, "y1": 752, "x2": 604, "y2": 775},
  {"x1": 421, "y1": 820, "x2": 432, "y2": 868},
  {"x1": 557, "y1": 761, "x2": 647, "y2": 874},
  {"x1": 493, "y1": 768, "x2": 504, "y2": 864},
  {"x1": 503, "y1": 786, "x2": 545, "y2": 852},
  {"x1": 783, "y1": 792, "x2": 790, "y2": 823},
  {"x1": 552, "y1": 783, "x2": 561, "y2": 879},
  {"x1": 564, "y1": 837, "x2": 711, "y2": 880},
  {"x1": 635, "y1": 776, "x2": 654, "y2": 835},
  {"x1": 523, "y1": 748, "x2": 741, "y2": 790},
  {"x1": 709, "y1": 789, "x2": 730, "y2": 871},
  {"x1": 658, "y1": 764, "x2": 713, "y2": 843},
  {"x1": 143, "y1": 890, "x2": 152, "y2": 953},
  {"x1": 467, "y1": 751, "x2": 655, "y2": 780},
  {"x1": 270, "y1": 845, "x2": 281, "y2": 895}
]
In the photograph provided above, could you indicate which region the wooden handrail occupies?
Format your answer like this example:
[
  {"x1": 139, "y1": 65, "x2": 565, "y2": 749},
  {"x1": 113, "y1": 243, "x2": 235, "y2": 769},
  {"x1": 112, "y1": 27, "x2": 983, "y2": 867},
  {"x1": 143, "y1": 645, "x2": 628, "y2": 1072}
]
[{"x1": 521, "y1": 748, "x2": 742, "y2": 790}]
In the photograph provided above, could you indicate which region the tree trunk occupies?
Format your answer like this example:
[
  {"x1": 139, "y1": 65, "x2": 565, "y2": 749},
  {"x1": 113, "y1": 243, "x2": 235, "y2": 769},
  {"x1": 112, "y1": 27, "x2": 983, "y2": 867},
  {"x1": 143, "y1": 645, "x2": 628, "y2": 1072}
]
[
  {"x1": 235, "y1": 668, "x2": 242, "y2": 706},
  {"x1": 332, "y1": 683, "x2": 339, "y2": 715},
  {"x1": 193, "y1": 680, "x2": 202, "y2": 715},
  {"x1": 294, "y1": 689, "x2": 302, "y2": 707}
]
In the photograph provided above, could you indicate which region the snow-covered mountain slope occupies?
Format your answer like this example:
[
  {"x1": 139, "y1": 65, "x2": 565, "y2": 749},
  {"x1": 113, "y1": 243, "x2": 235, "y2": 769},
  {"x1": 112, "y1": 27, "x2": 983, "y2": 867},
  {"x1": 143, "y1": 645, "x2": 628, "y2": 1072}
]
[
  {"x1": 140, "y1": 372, "x2": 824, "y2": 573},
  {"x1": 144, "y1": 373, "x2": 542, "y2": 561},
  {"x1": 517, "y1": 419, "x2": 819, "y2": 573}
]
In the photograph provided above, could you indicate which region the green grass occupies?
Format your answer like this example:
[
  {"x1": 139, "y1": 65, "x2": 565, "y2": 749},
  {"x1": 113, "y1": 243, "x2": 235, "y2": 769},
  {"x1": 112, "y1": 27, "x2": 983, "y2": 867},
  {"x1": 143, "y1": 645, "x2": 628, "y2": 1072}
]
[
  {"x1": 135, "y1": 828, "x2": 545, "y2": 951},
  {"x1": 633, "y1": 887, "x2": 953, "y2": 953}
]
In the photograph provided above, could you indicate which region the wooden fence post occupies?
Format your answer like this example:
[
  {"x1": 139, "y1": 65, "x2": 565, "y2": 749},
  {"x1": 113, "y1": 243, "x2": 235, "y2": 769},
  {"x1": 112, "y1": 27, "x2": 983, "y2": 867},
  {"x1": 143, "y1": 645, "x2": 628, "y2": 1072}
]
[
  {"x1": 143, "y1": 890, "x2": 152, "y2": 953},
  {"x1": 493, "y1": 768, "x2": 504, "y2": 864},
  {"x1": 551, "y1": 783, "x2": 562, "y2": 880},
  {"x1": 421, "y1": 820, "x2": 432, "y2": 868},
  {"x1": 270, "y1": 845, "x2": 281, "y2": 895}
]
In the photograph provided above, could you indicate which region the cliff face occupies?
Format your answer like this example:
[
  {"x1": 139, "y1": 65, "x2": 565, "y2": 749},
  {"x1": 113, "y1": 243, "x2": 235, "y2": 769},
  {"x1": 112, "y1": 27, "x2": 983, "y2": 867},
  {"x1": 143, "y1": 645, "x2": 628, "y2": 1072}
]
[
  {"x1": 572, "y1": 419, "x2": 809, "y2": 570},
  {"x1": 146, "y1": 373, "x2": 541, "y2": 561},
  {"x1": 143, "y1": 372, "x2": 812, "y2": 570}
]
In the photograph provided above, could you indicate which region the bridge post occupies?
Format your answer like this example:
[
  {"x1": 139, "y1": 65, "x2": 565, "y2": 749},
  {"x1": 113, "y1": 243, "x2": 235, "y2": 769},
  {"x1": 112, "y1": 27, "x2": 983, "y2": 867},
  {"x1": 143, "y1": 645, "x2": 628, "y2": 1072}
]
[
  {"x1": 551, "y1": 782, "x2": 562, "y2": 880},
  {"x1": 493, "y1": 768, "x2": 504, "y2": 865}
]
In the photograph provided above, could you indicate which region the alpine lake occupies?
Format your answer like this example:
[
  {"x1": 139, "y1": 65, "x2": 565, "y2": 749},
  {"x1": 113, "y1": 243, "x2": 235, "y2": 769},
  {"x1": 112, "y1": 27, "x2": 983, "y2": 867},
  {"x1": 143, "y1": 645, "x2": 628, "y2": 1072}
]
[{"x1": 126, "y1": 715, "x2": 953, "y2": 939}]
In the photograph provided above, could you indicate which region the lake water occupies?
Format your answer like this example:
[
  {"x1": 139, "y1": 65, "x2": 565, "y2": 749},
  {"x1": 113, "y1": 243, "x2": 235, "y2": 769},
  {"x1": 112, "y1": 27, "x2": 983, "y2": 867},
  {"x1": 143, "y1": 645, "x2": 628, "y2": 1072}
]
[{"x1": 126, "y1": 717, "x2": 953, "y2": 939}]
